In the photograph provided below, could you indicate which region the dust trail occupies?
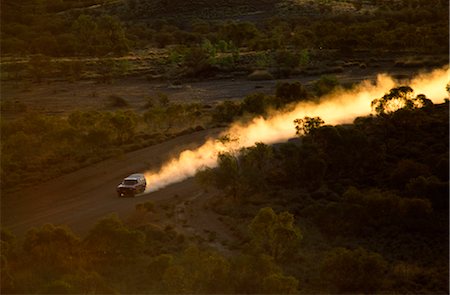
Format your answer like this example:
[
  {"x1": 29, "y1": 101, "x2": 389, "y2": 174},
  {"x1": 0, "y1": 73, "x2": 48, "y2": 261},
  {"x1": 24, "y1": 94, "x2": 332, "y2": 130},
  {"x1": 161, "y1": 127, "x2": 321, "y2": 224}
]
[{"x1": 145, "y1": 67, "x2": 449, "y2": 192}]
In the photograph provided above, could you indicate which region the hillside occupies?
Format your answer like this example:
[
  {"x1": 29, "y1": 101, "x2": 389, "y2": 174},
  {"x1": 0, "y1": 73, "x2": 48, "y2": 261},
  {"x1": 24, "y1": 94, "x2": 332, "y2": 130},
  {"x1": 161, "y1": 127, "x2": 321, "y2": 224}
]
[{"x1": 0, "y1": 0, "x2": 448, "y2": 294}]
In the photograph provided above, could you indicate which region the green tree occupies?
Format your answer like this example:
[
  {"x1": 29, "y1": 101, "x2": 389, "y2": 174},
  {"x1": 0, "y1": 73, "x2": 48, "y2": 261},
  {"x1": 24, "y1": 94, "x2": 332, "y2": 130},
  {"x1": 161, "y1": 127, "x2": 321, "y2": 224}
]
[{"x1": 249, "y1": 207, "x2": 302, "y2": 262}]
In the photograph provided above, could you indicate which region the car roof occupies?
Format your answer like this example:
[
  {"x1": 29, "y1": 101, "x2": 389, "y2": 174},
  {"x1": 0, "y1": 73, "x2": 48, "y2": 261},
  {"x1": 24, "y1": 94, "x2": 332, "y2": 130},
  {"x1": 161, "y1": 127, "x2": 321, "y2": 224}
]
[{"x1": 125, "y1": 173, "x2": 145, "y2": 179}]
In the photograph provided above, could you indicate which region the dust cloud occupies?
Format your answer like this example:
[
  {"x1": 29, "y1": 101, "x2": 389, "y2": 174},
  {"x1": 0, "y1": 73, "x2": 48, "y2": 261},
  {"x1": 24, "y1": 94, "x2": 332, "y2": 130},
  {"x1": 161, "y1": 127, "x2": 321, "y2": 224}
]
[{"x1": 145, "y1": 67, "x2": 449, "y2": 192}]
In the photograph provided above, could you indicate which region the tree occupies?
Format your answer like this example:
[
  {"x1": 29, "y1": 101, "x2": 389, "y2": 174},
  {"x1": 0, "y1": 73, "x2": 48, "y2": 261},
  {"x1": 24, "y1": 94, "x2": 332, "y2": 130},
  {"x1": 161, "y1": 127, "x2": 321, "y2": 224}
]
[
  {"x1": 97, "y1": 15, "x2": 129, "y2": 55},
  {"x1": 212, "y1": 100, "x2": 242, "y2": 123},
  {"x1": 249, "y1": 207, "x2": 302, "y2": 262},
  {"x1": 72, "y1": 15, "x2": 97, "y2": 55},
  {"x1": 321, "y1": 247, "x2": 387, "y2": 293},
  {"x1": 183, "y1": 46, "x2": 214, "y2": 77},
  {"x1": 313, "y1": 75, "x2": 339, "y2": 97},
  {"x1": 240, "y1": 143, "x2": 274, "y2": 192},
  {"x1": 390, "y1": 159, "x2": 430, "y2": 187},
  {"x1": 28, "y1": 54, "x2": 52, "y2": 82},
  {"x1": 371, "y1": 86, "x2": 433, "y2": 115},
  {"x1": 275, "y1": 81, "x2": 309, "y2": 104},
  {"x1": 242, "y1": 93, "x2": 269, "y2": 115},
  {"x1": 262, "y1": 273, "x2": 299, "y2": 294},
  {"x1": 160, "y1": 246, "x2": 232, "y2": 293},
  {"x1": 108, "y1": 111, "x2": 138, "y2": 144},
  {"x1": 273, "y1": 50, "x2": 300, "y2": 78},
  {"x1": 84, "y1": 214, "x2": 145, "y2": 265},
  {"x1": 232, "y1": 252, "x2": 299, "y2": 293},
  {"x1": 303, "y1": 156, "x2": 327, "y2": 188},
  {"x1": 22, "y1": 224, "x2": 82, "y2": 275},
  {"x1": 31, "y1": 33, "x2": 58, "y2": 56},
  {"x1": 213, "y1": 152, "x2": 242, "y2": 198},
  {"x1": 294, "y1": 116, "x2": 324, "y2": 135}
]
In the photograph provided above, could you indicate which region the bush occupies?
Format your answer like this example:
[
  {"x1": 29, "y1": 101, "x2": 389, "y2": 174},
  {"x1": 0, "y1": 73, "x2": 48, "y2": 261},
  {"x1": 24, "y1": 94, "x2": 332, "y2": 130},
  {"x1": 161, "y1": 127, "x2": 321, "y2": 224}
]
[
  {"x1": 108, "y1": 95, "x2": 129, "y2": 108},
  {"x1": 242, "y1": 93, "x2": 270, "y2": 115},
  {"x1": 247, "y1": 69, "x2": 273, "y2": 81},
  {"x1": 312, "y1": 75, "x2": 339, "y2": 97},
  {"x1": 321, "y1": 247, "x2": 387, "y2": 293},
  {"x1": 275, "y1": 81, "x2": 309, "y2": 104},
  {"x1": 390, "y1": 159, "x2": 430, "y2": 187},
  {"x1": 212, "y1": 101, "x2": 242, "y2": 123}
]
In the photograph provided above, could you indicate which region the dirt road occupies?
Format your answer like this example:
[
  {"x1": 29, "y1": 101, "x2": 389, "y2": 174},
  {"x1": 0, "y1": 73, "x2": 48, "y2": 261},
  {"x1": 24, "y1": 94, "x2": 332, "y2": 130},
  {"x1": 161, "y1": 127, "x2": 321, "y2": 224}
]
[{"x1": 1, "y1": 128, "x2": 223, "y2": 236}]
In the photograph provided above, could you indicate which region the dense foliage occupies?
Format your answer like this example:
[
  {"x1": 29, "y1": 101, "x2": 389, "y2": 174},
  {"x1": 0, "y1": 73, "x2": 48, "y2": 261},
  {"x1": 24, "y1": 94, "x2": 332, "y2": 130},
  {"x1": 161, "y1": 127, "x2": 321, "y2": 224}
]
[
  {"x1": 2, "y1": 0, "x2": 448, "y2": 57},
  {"x1": 1, "y1": 208, "x2": 300, "y2": 294},
  {"x1": 198, "y1": 96, "x2": 449, "y2": 293},
  {"x1": 0, "y1": 99, "x2": 209, "y2": 190}
]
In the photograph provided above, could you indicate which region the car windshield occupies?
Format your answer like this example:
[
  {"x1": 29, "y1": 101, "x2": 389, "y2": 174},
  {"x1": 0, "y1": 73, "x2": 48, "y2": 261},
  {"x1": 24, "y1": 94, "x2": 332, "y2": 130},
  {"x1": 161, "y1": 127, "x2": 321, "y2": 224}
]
[{"x1": 123, "y1": 179, "x2": 138, "y2": 185}]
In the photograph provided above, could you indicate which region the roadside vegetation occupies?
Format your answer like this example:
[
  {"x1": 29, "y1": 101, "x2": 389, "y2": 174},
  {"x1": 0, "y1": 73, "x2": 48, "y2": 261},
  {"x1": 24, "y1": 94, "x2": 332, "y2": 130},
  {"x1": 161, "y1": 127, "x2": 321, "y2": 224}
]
[
  {"x1": 0, "y1": 97, "x2": 209, "y2": 191},
  {"x1": 195, "y1": 88, "x2": 449, "y2": 293},
  {"x1": 0, "y1": 78, "x2": 330, "y2": 191},
  {"x1": 2, "y1": 87, "x2": 448, "y2": 293}
]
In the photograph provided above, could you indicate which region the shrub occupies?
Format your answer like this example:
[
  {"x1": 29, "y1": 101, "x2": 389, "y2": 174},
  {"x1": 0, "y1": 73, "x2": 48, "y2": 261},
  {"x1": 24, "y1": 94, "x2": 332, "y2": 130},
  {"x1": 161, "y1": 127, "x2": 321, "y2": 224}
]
[
  {"x1": 312, "y1": 75, "x2": 339, "y2": 97},
  {"x1": 321, "y1": 247, "x2": 387, "y2": 293},
  {"x1": 212, "y1": 101, "x2": 242, "y2": 123},
  {"x1": 242, "y1": 93, "x2": 269, "y2": 115},
  {"x1": 108, "y1": 95, "x2": 129, "y2": 108},
  {"x1": 390, "y1": 159, "x2": 430, "y2": 187},
  {"x1": 247, "y1": 70, "x2": 273, "y2": 81},
  {"x1": 275, "y1": 81, "x2": 309, "y2": 104}
]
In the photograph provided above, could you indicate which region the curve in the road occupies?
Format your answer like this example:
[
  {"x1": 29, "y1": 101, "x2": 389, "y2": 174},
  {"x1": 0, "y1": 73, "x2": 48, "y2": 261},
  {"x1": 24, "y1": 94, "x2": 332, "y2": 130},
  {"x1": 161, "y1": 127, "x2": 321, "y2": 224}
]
[{"x1": 1, "y1": 128, "x2": 223, "y2": 236}]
